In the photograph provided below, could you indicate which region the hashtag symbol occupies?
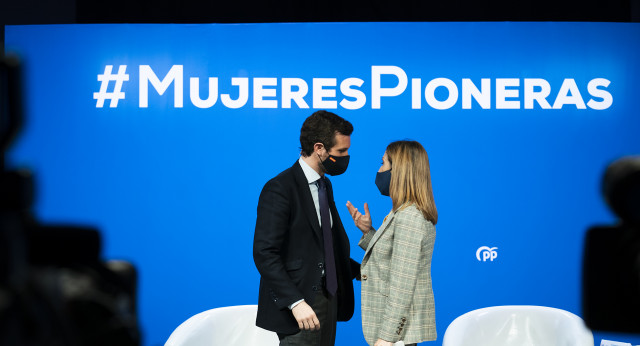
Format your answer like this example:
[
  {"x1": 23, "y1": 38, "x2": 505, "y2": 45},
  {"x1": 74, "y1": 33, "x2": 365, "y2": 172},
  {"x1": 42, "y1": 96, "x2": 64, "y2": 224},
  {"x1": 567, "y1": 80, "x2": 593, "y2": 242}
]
[{"x1": 93, "y1": 65, "x2": 129, "y2": 108}]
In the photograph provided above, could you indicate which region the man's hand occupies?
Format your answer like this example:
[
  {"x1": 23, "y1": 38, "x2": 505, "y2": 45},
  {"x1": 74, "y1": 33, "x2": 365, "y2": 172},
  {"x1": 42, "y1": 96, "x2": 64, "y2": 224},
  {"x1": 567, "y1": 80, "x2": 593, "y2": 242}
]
[
  {"x1": 374, "y1": 339, "x2": 393, "y2": 346},
  {"x1": 291, "y1": 301, "x2": 320, "y2": 331},
  {"x1": 346, "y1": 201, "x2": 372, "y2": 234}
]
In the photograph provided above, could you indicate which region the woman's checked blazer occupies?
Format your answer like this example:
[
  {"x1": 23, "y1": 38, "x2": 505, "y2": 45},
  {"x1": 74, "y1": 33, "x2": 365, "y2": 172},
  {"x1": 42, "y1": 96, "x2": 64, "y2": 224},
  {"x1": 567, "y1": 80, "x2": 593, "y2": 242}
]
[{"x1": 358, "y1": 204, "x2": 436, "y2": 345}]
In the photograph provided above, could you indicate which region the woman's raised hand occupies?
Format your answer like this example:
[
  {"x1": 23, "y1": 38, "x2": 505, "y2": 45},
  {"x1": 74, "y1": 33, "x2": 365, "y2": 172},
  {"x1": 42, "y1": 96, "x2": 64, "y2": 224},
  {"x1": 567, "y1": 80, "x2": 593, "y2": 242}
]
[{"x1": 346, "y1": 201, "x2": 372, "y2": 234}]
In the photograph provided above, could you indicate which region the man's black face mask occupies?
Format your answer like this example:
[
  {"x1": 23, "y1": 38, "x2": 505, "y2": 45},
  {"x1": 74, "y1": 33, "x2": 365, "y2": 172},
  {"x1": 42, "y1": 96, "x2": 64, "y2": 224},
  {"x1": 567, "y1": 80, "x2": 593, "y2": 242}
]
[{"x1": 320, "y1": 153, "x2": 350, "y2": 176}]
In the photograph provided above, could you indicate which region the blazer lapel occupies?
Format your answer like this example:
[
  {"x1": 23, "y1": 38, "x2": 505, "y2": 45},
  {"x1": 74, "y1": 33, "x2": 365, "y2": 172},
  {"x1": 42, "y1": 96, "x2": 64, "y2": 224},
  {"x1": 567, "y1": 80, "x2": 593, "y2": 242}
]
[
  {"x1": 364, "y1": 210, "x2": 396, "y2": 257},
  {"x1": 292, "y1": 161, "x2": 322, "y2": 241}
]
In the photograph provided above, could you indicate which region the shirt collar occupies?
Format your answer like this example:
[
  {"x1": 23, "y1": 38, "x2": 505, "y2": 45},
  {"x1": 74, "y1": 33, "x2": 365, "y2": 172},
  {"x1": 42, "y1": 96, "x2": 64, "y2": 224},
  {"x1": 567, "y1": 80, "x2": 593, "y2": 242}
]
[{"x1": 299, "y1": 157, "x2": 322, "y2": 184}]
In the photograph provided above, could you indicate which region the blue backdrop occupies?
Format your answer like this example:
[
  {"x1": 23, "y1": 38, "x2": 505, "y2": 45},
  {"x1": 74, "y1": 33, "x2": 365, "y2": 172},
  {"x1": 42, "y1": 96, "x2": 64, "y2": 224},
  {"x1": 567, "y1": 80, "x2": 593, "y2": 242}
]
[{"x1": 5, "y1": 22, "x2": 640, "y2": 345}]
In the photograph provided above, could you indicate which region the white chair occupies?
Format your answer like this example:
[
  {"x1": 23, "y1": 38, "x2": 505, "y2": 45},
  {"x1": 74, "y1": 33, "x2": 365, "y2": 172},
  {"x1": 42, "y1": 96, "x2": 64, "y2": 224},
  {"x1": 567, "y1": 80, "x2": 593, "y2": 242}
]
[
  {"x1": 442, "y1": 305, "x2": 594, "y2": 346},
  {"x1": 165, "y1": 305, "x2": 279, "y2": 346}
]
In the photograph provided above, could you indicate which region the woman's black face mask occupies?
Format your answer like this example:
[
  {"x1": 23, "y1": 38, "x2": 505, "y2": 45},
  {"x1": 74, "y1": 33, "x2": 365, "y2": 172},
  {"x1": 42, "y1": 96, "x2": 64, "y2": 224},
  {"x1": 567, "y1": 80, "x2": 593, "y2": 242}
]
[{"x1": 375, "y1": 169, "x2": 391, "y2": 196}]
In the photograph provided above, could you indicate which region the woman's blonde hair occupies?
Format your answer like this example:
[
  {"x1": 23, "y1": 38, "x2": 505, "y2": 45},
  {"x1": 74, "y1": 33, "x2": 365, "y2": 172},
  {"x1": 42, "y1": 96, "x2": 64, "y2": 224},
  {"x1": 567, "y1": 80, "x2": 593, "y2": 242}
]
[{"x1": 387, "y1": 140, "x2": 438, "y2": 224}]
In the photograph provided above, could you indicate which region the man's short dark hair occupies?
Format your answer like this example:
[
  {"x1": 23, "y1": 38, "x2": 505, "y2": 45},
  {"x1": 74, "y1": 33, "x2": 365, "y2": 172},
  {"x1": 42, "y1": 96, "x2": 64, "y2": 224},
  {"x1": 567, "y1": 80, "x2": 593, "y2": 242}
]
[{"x1": 300, "y1": 110, "x2": 353, "y2": 157}]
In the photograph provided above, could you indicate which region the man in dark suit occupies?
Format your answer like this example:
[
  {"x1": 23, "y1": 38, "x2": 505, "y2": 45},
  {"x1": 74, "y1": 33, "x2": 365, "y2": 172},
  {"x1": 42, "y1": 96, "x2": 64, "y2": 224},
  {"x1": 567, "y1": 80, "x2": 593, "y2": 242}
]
[{"x1": 253, "y1": 110, "x2": 359, "y2": 346}]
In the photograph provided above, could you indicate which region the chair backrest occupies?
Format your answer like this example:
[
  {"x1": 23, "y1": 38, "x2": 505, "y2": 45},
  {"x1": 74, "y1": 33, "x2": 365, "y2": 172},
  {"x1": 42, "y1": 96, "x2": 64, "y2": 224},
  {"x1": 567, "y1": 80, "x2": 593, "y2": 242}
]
[
  {"x1": 165, "y1": 305, "x2": 279, "y2": 346},
  {"x1": 442, "y1": 305, "x2": 594, "y2": 346}
]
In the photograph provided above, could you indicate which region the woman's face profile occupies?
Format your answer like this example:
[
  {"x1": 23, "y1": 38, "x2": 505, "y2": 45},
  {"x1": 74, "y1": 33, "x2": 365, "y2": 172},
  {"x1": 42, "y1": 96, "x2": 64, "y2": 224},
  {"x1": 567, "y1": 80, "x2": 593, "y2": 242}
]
[{"x1": 378, "y1": 151, "x2": 391, "y2": 173}]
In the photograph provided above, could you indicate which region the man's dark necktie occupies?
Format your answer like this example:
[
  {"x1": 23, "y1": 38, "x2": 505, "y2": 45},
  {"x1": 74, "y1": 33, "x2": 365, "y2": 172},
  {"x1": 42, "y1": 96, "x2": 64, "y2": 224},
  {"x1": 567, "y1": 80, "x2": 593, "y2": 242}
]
[{"x1": 317, "y1": 177, "x2": 338, "y2": 296}]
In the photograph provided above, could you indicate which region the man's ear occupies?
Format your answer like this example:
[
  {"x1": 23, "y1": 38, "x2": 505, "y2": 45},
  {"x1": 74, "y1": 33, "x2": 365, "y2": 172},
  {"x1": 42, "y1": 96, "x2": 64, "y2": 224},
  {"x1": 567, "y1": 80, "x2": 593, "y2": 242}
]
[{"x1": 313, "y1": 142, "x2": 325, "y2": 154}]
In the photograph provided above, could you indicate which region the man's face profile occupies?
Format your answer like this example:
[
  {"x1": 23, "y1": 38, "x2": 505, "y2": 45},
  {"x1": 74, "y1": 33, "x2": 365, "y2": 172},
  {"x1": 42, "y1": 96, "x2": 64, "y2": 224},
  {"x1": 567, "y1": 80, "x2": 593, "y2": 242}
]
[{"x1": 327, "y1": 133, "x2": 351, "y2": 157}]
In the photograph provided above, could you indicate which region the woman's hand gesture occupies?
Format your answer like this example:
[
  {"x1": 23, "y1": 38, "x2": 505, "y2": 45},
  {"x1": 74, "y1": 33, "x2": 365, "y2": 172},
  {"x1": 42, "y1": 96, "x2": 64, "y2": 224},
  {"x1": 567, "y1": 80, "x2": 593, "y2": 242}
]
[{"x1": 346, "y1": 201, "x2": 372, "y2": 234}]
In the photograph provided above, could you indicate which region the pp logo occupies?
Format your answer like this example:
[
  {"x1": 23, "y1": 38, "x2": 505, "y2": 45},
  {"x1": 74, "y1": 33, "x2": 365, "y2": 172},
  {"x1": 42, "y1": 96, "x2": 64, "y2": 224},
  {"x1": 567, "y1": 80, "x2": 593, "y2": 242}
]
[{"x1": 476, "y1": 246, "x2": 498, "y2": 262}]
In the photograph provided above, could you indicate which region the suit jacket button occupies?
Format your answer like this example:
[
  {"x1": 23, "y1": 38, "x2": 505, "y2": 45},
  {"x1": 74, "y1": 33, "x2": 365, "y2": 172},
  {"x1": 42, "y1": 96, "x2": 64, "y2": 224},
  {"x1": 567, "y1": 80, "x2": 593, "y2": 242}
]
[
  {"x1": 361, "y1": 274, "x2": 368, "y2": 280},
  {"x1": 318, "y1": 262, "x2": 324, "y2": 269},
  {"x1": 312, "y1": 285, "x2": 318, "y2": 291}
]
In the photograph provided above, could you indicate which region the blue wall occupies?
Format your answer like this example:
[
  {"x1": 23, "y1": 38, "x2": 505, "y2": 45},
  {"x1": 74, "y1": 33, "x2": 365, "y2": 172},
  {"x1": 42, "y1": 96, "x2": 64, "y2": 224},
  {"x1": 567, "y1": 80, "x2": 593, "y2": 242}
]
[{"x1": 5, "y1": 22, "x2": 640, "y2": 345}]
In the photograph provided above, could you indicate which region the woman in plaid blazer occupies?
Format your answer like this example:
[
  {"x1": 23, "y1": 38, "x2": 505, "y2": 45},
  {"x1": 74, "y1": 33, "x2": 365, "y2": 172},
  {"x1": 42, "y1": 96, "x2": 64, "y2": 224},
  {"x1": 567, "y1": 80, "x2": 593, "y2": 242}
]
[{"x1": 346, "y1": 140, "x2": 438, "y2": 346}]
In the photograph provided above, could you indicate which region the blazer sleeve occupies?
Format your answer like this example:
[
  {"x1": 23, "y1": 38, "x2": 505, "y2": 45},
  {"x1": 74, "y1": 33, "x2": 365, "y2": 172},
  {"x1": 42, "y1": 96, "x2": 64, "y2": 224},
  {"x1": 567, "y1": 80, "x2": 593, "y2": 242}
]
[
  {"x1": 252, "y1": 179, "x2": 304, "y2": 310},
  {"x1": 379, "y1": 210, "x2": 432, "y2": 342},
  {"x1": 358, "y1": 229, "x2": 376, "y2": 251},
  {"x1": 350, "y1": 258, "x2": 361, "y2": 280}
]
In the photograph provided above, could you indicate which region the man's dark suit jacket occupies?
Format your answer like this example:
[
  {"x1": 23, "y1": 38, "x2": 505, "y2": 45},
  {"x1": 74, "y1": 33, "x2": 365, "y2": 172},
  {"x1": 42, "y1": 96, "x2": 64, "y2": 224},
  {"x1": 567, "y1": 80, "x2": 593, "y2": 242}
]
[{"x1": 253, "y1": 160, "x2": 359, "y2": 335}]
